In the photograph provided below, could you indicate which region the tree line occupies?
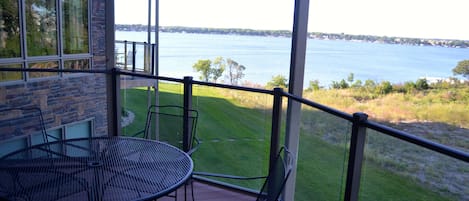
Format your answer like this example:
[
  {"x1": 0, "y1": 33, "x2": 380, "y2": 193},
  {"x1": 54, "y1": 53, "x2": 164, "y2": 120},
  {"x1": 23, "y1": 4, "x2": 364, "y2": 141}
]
[
  {"x1": 264, "y1": 59, "x2": 469, "y2": 94},
  {"x1": 116, "y1": 25, "x2": 469, "y2": 48}
]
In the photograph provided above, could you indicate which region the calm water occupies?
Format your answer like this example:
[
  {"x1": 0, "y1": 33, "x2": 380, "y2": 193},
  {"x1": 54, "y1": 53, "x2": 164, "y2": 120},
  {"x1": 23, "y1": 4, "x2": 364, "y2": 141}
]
[{"x1": 116, "y1": 31, "x2": 469, "y2": 87}]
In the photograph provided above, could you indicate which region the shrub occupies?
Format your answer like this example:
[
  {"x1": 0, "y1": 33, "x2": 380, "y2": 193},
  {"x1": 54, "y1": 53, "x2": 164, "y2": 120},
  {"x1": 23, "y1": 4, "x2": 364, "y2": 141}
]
[{"x1": 415, "y1": 78, "x2": 429, "y2": 90}]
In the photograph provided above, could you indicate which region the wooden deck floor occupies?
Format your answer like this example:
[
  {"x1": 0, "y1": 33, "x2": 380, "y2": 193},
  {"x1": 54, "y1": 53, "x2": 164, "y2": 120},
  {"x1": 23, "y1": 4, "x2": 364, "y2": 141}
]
[{"x1": 157, "y1": 180, "x2": 257, "y2": 201}]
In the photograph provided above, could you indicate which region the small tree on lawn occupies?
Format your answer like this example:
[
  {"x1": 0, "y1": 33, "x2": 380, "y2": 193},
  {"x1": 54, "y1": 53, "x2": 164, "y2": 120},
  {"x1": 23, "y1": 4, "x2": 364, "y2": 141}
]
[
  {"x1": 226, "y1": 58, "x2": 246, "y2": 85},
  {"x1": 193, "y1": 59, "x2": 212, "y2": 82},
  {"x1": 211, "y1": 56, "x2": 225, "y2": 82}
]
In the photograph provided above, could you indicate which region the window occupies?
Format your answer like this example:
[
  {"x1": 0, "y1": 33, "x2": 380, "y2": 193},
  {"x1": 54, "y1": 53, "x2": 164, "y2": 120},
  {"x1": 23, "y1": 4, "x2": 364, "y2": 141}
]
[
  {"x1": 0, "y1": 0, "x2": 90, "y2": 82},
  {"x1": 63, "y1": 0, "x2": 89, "y2": 54},
  {"x1": 25, "y1": 0, "x2": 58, "y2": 56},
  {"x1": 28, "y1": 61, "x2": 59, "y2": 78},
  {"x1": 0, "y1": 137, "x2": 27, "y2": 158},
  {"x1": 0, "y1": 0, "x2": 21, "y2": 58},
  {"x1": 64, "y1": 59, "x2": 90, "y2": 71},
  {"x1": 65, "y1": 120, "x2": 92, "y2": 139},
  {"x1": 0, "y1": 64, "x2": 22, "y2": 82}
]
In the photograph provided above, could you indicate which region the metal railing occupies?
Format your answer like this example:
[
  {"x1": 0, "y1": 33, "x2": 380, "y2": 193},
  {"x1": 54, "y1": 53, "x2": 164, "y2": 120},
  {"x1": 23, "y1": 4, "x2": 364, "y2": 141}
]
[
  {"x1": 1, "y1": 67, "x2": 468, "y2": 201},
  {"x1": 115, "y1": 40, "x2": 156, "y2": 75},
  {"x1": 118, "y1": 70, "x2": 469, "y2": 200}
]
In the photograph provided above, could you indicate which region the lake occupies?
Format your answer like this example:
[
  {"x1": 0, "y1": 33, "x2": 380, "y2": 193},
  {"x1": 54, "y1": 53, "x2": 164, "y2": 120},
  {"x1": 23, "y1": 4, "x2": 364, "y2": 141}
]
[{"x1": 116, "y1": 31, "x2": 469, "y2": 88}]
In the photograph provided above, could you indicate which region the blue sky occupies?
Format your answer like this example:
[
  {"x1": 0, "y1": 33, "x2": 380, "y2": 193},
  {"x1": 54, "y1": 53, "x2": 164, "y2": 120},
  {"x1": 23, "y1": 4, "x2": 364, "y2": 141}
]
[{"x1": 115, "y1": 0, "x2": 469, "y2": 40}]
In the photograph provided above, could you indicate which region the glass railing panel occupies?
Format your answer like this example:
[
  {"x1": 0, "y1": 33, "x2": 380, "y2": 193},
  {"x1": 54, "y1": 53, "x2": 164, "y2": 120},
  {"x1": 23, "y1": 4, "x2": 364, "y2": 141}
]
[
  {"x1": 295, "y1": 104, "x2": 351, "y2": 201},
  {"x1": 115, "y1": 41, "x2": 153, "y2": 73},
  {"x1": 192, "y1": 84, "x2": 272, "y2": 190},
  {"x1": 120, "y1": 77, "x2": 182, "y2": 137},
  {"x1": 360, "y1": 129, "x2": 468, "y2": 201}
]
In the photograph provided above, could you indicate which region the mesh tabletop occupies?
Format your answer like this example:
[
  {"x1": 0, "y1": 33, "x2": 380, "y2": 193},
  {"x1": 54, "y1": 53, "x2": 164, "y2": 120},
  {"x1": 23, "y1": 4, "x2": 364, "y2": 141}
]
[{"x1": 0, "y1": 137, "x2": 193, "y2": 201}]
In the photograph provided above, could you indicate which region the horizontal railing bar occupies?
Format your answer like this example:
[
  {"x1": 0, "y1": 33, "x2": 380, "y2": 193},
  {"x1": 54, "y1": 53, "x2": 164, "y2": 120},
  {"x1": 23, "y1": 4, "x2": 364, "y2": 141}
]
[
  {"x1": 115, "y1": 40, "x2": 154, "y2": 46},
  {"x1": 194, "y1": 171, "x2": 267, "y2": 180},
  {"x1": 192, "y1": 175, "x2": 260, "y2": 196},
  {"x1": 117, "y1": 70, "x2": 183, "y2": 83},
  {"x1": 283, "y1": 92, "x2": 354, "y2": 121},
  {"x1": 191, "y1": 79, "x2": 274, "y2": 95},
  {"x1": 366, "y1": 120, "x2": 469, "y2": 163},
  {"x1": 119, "y1": 70, "x2": 273, "y2": 94}
]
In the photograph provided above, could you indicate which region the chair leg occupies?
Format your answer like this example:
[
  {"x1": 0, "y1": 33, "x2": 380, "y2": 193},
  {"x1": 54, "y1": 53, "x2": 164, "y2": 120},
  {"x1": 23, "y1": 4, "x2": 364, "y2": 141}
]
[
  {"x1": 182, "y1": 179, "x2": 195, "y2": 201},
  {"x1": 190, "y1": 179, "x2": 195, "y2": 201}
]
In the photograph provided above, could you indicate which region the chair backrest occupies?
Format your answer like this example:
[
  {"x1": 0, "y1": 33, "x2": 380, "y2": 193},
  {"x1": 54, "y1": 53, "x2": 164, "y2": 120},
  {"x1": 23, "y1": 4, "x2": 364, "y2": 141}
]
[
  {"x1": 143, "y1": 105, "x2": 199, "y2": 154},
  {"x1": 0, "y1": 107, "x2": 51, "y2": 143},
  {"x1": 256, "y1": 147, "x2": 294, "y2": 201}
]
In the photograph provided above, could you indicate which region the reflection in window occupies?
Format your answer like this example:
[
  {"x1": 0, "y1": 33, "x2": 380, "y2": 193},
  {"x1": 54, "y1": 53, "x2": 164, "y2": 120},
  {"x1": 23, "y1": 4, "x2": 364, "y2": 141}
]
[
  {"x1": 0, "y1": 64, "x2": 22, "y2": 82},
  {"x1": 64, "y1": 59, "x2": 90, "y2": 72},
  {"x1": 28, "y1": 61, "x2": 58, "y2": 78},
  {"x1": 0, "y1": 1, "x2": 21, "y2": 58},
  {"x1": 26, "y1": 0, "x2": 58, "y2": 56},
  {"x1": 63, "y1": 0, "x2": 89, "y2": 54}
]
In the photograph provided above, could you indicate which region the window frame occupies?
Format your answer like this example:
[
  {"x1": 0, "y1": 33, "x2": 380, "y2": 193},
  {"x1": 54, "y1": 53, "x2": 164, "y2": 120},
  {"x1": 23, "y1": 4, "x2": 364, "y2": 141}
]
[{"x1": 0, "y1": 0, "x2": 92, "y2": 84}]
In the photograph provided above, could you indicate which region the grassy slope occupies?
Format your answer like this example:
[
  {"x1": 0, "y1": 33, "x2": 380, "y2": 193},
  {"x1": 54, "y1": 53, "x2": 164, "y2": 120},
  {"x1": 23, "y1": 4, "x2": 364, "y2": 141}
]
[
  {"x1": 121, "y1": 83, "x2": 452, "y2": 201},
  {"x1": 305, "y1": 88, "x2": 469, "y2": 128}
]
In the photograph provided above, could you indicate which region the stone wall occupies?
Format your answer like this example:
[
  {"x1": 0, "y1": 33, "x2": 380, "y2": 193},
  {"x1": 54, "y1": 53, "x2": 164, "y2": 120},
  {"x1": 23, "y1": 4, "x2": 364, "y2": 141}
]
[{"x1": 0, "y1": 0, "x2": 110, "y2": 139}]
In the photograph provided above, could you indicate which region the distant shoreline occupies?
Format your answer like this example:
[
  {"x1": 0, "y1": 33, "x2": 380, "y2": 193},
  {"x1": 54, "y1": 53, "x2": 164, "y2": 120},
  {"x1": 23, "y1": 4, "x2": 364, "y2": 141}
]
[{"x1": 116, "y1": 24, "x2": 469, "y2": 49}]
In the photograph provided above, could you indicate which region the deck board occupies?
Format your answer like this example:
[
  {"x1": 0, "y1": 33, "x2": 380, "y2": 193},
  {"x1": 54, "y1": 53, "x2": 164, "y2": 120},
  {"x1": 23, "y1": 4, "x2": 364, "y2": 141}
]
[{"x1": 157, "y1": 180, "x2": 257, "y2": 201}]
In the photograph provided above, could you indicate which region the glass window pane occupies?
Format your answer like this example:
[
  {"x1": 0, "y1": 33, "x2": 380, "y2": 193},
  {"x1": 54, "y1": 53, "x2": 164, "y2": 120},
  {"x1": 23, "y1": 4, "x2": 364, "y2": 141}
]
[
  {"x1": 28, "y1": 61, "x2": 58, "y2": 78},
  {"x1": 66, "y1": 121, "x2": 91, "y2": 139},
  {"x1": 25, "y1": 0, "x2": 57, "y2": 56},
  {"x1": 0, "y1": 1, "x2": 21, "y2": 58},
  {"x1": 31, "y1": 128, "x2": 62, "y2": 145},
  {"x1": 64, "y1": 59, "x2": 89, "y2": 72},
  {"x1": 0, "y1": 64, "x2": 22, "y2": 82},
  {"x1": 0, "y1": 137, "x2": 27, "y2": 158},
  {"x1": 62, "y1": 0, "x2": 89, "y2": 54}
]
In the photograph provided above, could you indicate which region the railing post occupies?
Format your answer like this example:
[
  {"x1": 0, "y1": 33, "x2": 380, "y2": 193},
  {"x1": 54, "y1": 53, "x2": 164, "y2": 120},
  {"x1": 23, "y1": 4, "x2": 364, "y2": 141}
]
[
  {"x1": 151, "y1": 44, "x2": 156, "y2": 76},
  {"x1": 108, "y1": 68, "x2": 121, "y2": 137},
  {"x1": 268, "y1": 87, "x2": 283, "y2": 200},
  {"x1": 124, "y1": 40, "x2": 128, "y2": 70},
  {"x1": 183, "y1": 76, "x2": 193, "y2": 152},
  {"x1": 344, "y1": 112, "x2": 368, "y2": 201},
  {"x1": 132, "y1": 42, "x2": 136, "y2": 72}
]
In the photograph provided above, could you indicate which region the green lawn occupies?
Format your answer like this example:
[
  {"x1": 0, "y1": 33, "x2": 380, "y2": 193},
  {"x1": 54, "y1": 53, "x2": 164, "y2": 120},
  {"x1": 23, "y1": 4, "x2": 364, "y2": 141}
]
[{"x1": 120, "y1": 83, "x2": 454, "y2": 201}]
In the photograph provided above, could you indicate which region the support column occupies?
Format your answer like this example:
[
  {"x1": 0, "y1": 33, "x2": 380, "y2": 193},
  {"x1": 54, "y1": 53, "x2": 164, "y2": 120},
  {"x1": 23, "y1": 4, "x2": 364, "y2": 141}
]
[
  {"x1": 105, "y1": 0, "x2": 121, "y2": 137},
  {"x1": 284, "y1": 0, "x2": 310, "y2": 200}
]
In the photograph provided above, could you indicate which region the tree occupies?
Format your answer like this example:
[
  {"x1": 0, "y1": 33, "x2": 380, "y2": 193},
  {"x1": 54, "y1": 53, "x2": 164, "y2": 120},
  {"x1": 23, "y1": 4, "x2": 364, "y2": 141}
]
[
  {"x1": 266, "y1": 75, "x2": 288, "y2": 89},
  {"x1": 226, "y1": 58, "x2": 246, "y2": 85},
  {"x1": 192, "y1": 59, "x2": 211, "y2": 82},
  {"x1": 415, "y1": 78, "x2": 429, "y2": 90},
  {"x1": 453, "y1": 60, "x2": 469, "y2": 79},
  {"x1": 307, "y1": 80, "x2": 320, "y2": 91},
  {"x1": 375, "y1": 81, "x2": 393, "y2": 94},
  {"x1": 211, "y1": 56, "x2": 225, "y2": 82},
  {"x1": 331, "y1": 79, "x2": 349, "y2": 89},
  {"x1": 347, "y1": 73, "x2": 354, "y2": 84}
]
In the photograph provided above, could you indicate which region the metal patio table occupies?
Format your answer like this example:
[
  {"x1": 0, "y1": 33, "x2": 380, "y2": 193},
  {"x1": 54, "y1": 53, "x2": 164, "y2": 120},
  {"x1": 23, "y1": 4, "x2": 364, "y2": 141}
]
[{"x1": 0, "y1": 136, "x2": 193, "y2": 201}]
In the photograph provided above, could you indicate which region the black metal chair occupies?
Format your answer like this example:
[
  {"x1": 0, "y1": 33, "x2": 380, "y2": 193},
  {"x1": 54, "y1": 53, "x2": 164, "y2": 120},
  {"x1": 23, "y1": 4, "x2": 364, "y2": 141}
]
[
  {"x1": 0, "y1": 107, "x2": 57, "y2": 148},
  {"x1": 194, "y1": 147, "x2": 294, "y2": 201},
  {"x1": 133, "y1": 105, "x2": 199, "y2": 154},
  {"x1": 133, "y1": 105, "x2": 199, "y2": 200},
  {"x1": 256, "y1": 147, "x2": 293, "y2": 201}
]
